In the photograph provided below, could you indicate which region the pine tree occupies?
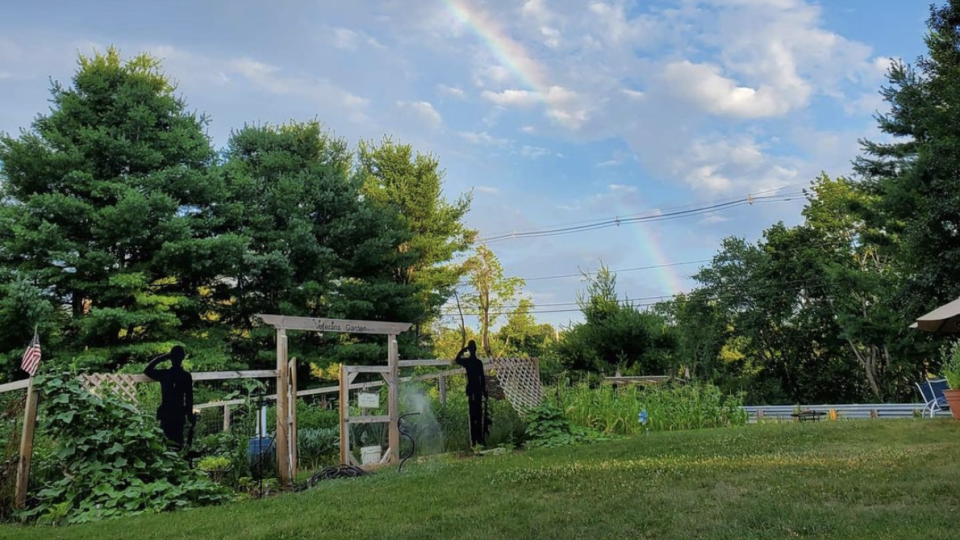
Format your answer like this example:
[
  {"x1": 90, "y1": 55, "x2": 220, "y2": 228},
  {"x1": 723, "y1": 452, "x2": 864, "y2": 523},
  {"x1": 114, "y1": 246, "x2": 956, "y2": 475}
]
[
  {"x1": 357, "y1": 139, "x2": 475, "y2": 334},
  {"x1": 855, "y1": 1, "x2": 960, "y2": 314},
  {"x1": 0, "y1": 49, "x2": 232, "y2": 371}
]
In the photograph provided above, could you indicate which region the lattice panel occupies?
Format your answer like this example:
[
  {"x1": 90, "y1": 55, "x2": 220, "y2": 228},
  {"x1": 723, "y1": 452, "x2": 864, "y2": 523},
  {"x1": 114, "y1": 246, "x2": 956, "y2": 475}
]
[
  {"x1": 81, "y1": 374, "x2": 141, "y2": 404},
  {"x1": 489, "y1": 357, "x2": 542, "y2": 416}
]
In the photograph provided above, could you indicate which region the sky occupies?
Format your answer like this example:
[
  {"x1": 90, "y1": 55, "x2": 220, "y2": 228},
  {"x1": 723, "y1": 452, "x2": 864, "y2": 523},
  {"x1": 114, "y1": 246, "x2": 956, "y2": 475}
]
[{"x1": 0, "y1": 0, "x2": 932, "y2": 328}]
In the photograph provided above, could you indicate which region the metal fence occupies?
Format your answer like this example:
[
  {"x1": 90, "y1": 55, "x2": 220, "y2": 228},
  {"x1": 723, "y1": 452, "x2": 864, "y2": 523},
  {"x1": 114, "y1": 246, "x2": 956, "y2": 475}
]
[{"x1": 742, "y1": 403, "x2": 952, "y2": 422}]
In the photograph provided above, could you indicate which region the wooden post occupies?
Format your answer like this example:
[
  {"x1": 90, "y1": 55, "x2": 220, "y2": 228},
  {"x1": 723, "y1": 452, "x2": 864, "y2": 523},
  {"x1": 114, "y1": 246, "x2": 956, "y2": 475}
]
[
  {"x1": 275, "y1": 329, "x2": 290, "y2": 485},
  {"x1": 870, "y1": 409, "x2": 878, "y2": 419},
  {"x1": 438, "y1": 375, "x2": 447, "y2": 405},
  {"x1": 339, "y1": 363, "x2": 349, "y2": 465},
  {"x1": 15, "y1": 378, "x2": 39, "y2": 509},
  {"x1": 387, "y1": 334, "x2": 399, "y2": 464},
  {"x1": 222, "y1": 405, "x2": 231, "y2": 432},
  {"x1": 289, "y1": 356, "x2": 298, "y2": 478}
]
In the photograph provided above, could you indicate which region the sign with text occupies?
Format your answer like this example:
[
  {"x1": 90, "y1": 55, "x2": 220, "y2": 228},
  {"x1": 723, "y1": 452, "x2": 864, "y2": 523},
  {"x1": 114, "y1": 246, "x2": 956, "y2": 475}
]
[
  {"x1": 256, "y1": 314, "x2": 411, "y2": 335},
  {"x1": 358, "y1": 393, "x2": 380, "y2": 409}
]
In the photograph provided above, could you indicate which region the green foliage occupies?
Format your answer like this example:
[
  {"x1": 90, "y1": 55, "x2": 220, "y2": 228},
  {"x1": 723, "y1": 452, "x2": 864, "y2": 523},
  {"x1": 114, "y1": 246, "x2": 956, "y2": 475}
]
[
  {"x1": 297, "y1": 428, "x2": 340, "y2": 471},
  {"x1": 461, "y1": 244, "x2": 525, "y2": 356},
  {"x1": 0, "y1": 48, "x2": 230, "y2": 372},
  {"x1": 940, "y1": 342, "x2": 960, "y2": 389},
  {"x1": 21, "y1": 373, "x2": 231, "y2": 525},
  {"x1": 555, "y1": 264, "x2": 676, "y2": 376},
  {"x1": 357, "y1": 137, "x2": 474, "y2": 331},
  {"x1": 553, "y1": 382, "x2": 748, "y2": 435},
  {"x1": 855, "y1": 2, "x2": 960, "y2": 318},
  {"x1": 524, "y1": 403, "x2": 604, "y2": 449}
]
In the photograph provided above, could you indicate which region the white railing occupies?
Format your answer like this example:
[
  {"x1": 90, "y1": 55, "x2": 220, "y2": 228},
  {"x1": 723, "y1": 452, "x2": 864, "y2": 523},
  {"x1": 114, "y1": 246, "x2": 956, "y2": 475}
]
[{"x1": 742, "y1": 403, "x2": 952, "y2": 422}]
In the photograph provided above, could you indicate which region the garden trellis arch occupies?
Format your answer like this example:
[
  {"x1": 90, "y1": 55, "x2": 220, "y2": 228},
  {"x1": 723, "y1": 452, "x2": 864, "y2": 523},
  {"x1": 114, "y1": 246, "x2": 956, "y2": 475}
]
[{"x1": 255, "y1": 314, "x2": 412, "y2": 482}]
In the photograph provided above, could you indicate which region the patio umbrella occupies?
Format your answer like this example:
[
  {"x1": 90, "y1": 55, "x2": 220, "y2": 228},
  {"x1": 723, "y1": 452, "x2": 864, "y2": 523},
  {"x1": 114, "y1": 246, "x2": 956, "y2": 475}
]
[{"x1": 914, "y1": 297, "x2": 960, "y2": 334}]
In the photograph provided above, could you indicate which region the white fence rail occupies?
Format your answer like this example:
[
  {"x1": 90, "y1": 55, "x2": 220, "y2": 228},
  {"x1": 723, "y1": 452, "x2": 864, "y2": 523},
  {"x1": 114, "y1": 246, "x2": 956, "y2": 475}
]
[{"x1": 742, "y1": 403, "x2": 952, "y2": 422}]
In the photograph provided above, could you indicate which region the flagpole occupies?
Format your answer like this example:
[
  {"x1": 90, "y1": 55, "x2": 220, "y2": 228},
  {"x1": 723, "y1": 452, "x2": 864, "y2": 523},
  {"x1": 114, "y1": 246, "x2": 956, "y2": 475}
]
[
  {"x1": 15, "y1": 375, "x2": 38, "y2": 509},
  {"x1": 15, "y1": 330, "x2": 41, "y2": 509}
]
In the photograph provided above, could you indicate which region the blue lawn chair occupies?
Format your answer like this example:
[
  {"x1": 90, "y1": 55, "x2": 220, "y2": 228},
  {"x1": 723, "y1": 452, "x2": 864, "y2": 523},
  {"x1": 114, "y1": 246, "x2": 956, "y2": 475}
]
[{"x1": 916, "y1": 378, "x2": 950, "y2": 418}]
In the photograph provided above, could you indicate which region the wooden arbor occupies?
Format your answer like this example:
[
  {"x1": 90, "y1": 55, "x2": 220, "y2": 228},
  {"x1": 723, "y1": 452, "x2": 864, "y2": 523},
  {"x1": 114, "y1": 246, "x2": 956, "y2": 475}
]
[{"x1": 255, "y1": 315, "x2": 411, "y2": 483}]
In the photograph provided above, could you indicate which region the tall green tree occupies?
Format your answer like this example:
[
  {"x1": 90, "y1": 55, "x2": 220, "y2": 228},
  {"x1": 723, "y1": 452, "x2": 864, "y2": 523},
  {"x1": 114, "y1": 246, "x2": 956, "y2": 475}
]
[
  {"x1": 216, "y1": 122, "x2": 422, "y2": 368},
  {"x1": 461, "y1": 244, "x2": 525, "y2": 356},
  {"x1": 855, "y1": 1, "x2": 960, "y2": 316},
  {"x1": 357, "y1": 139, "x2": 474, "y2": 334},
  {"x1": 0, "y1": 49, "x2": 232, "y2": 372}
]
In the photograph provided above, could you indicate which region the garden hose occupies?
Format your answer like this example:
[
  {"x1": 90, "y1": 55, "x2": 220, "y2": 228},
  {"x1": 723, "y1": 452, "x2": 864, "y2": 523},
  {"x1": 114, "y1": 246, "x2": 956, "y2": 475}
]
[{"x1": 398, "y1": 412, "x2": 420, "y2": 473}]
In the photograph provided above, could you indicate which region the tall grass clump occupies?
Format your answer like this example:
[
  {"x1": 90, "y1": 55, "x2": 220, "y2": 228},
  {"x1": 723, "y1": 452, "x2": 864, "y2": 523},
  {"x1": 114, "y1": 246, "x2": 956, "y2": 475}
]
[{"x1": 552, "y1": 382, "x2": 747, "y2": 435}]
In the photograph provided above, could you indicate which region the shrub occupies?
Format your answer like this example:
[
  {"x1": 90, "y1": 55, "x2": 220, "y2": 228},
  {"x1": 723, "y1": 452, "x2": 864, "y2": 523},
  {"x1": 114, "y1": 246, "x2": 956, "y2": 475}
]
[
  {"x1": 524, "y1": 403, "x2": 606, "y2": 448},
  {"x1": 20, "y1": 374, "x2": 232, "y2": 525}
]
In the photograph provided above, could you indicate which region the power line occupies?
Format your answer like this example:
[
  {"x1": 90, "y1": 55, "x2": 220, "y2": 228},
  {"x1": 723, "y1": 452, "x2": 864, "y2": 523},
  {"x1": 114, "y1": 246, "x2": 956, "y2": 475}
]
[
  {"x1": 479, "y1": 183, "x2": 810, "y2": 240},
  {"x1": 479, "y1": 191, "x2": 805, "y2": 243}
]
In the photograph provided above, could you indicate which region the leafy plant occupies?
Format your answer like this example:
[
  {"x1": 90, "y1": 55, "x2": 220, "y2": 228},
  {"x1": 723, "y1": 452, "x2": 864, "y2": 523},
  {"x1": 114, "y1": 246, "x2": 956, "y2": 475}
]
[
  {"x1": 940, "y1": 341, "x2": 960, "y2": 390},
  {"x1": 297, "y1": 428, "x2": 339, "y2": 471},
  {"x1": 19, "y1": 374, "x2": 231, "y2": 525},
  {"x1": 524, "y1": 403, "x2": 605, "y2": 449},
  {"x1": 553, "y1": 381, "x2": 748, "y2": 436}
]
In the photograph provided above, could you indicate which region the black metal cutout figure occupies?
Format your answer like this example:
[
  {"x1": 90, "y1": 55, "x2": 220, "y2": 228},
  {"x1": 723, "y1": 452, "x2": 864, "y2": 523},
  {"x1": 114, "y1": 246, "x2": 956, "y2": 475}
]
[
  {"x1": 144, "y1": 346, "x2": 195, "y2": 449},
  {"x1": 455, "y1": 340, "x2": 489, "y2": 447}
]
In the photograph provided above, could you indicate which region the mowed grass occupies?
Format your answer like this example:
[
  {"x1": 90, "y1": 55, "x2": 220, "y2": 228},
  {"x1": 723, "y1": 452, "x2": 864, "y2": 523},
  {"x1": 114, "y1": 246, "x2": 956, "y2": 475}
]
[{"x1": 3, "y1": 420, "x2": 959, "y2": 540}]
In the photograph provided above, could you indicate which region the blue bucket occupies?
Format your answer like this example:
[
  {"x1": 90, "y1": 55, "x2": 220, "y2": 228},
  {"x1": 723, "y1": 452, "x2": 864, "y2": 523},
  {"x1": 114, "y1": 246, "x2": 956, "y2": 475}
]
[{"x1": 247, "y1": 436, "x2": 274, "y2": 464}]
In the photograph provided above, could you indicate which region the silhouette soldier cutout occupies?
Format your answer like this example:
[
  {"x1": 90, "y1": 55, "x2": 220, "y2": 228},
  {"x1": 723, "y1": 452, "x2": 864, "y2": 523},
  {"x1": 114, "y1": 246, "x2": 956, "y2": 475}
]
[
  {"x1": 144, "y1": 346, "x2": 195, "y2": 449},
  {"x1": 455, "y1": 340, "x2": 489, "y2": 447}
]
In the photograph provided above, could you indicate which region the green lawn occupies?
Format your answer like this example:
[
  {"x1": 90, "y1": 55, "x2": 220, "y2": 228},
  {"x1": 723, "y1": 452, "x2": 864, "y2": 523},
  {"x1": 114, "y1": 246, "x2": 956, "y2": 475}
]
[{"x1": 3, "y1": 420, "x2": 959, "y2": 539}]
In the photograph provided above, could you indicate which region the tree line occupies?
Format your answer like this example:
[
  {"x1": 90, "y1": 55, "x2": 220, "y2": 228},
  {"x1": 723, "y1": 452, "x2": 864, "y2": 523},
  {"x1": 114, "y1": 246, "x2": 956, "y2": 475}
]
[
  {"x1": 509, "y1": 2, "x2": 960, "y2": 404},
  {"x1": 0, "y1": 49, "x2": 473, "y2": 380}
]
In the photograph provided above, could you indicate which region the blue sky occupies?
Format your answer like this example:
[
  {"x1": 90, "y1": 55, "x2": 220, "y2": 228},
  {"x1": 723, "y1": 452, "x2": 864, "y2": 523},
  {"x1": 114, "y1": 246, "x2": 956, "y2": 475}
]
[{"x1": 0, "y1": 0, "x2": 931, "y2": 327}]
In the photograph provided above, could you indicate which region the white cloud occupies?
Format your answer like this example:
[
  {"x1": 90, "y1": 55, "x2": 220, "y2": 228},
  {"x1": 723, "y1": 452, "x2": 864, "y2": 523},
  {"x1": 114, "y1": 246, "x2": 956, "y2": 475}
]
[
  {"x1": 540, "y1": 26, "x2": 561, "y2": 49},
  {"x1": 475, "y1": 185, "x2": 500, "y2": 194},
  {"x1": 481, "y1": 88, "x2": 540, "y2": 107},
  {"x1": 661, "y1": 60, "x2": 807, "y2": 118},
  {"x1": 438, "y1": 84, "x2": 466, "y2": 99},
  {"x1": 520, "y1": 145, "x2": 551, "y2": 158},
  {"x1": 608, "y1": 183, "x2": 637, "y2": 193},
  {"x1": 396, "y1": 100, "x2": 442, "y2": 130},
  {"x1": 330, "y1": 27, "x2": 387, "y2": 51},
  {"x1": 231, "y1": 57, "x2": 369, "y2": 109},
  {"x1": 459, "y1": 130, "x2": 511, "y2": 147},
  {"x1": 597, "y1": 159, "x2": 622, "y2": 168}
]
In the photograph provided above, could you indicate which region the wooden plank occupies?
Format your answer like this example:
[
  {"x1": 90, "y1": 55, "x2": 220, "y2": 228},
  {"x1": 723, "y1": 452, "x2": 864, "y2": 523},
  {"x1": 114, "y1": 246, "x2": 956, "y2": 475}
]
[
  {"x1": 193, "y1": 370, "x2": 277, "y2": 382},
  {"x1": 387, "y1": 335, "x2": 399, "y2": 465},
  {"x1": 15, "y1": 378, "x2": 38, "y2": 508},
  {"x1": 222, "y1": 405, "x2": 231, "y2": 432},
  {"x1": 289, "y1": 357, "x2": 297, "y2": 478},
  {"x1": 346, "y1": 365, "x2": 391, "y2": 374},
  {"x1": 398, "y1": 359, "x2": 453, "y2": 367},
  {"x1": 255, "y1": 314, "x2": 412, "y2": 335},
  {"x1": 439, "y1": 375, "x2": 447, "y2": 404},
  {"x1": 347, "y1": 415, "x2": 391, "y2": 424},
  {"x1": 339, "y1": 363, "x2": 349, "y2": 465},
  {"x1": 0, "y1": 379, "x2": 30, "y2": 394},
  {"x1": 275, "y1": 330, "x2": 290, "y2": 485}
]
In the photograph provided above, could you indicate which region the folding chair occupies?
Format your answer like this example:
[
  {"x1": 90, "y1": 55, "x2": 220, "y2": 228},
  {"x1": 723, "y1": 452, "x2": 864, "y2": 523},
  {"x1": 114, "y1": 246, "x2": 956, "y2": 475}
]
[{"x1": 916, "y1": 378, "x2": 949, "y2": 418}]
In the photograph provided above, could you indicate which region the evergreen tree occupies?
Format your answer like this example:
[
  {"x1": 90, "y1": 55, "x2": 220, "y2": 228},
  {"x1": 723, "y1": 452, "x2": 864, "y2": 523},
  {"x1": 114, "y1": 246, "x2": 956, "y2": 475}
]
[
  {"x1": 855, "y1": 1, "x2": 960, "y2": 315},
  {"x1": 0, "y1": 49, "x2": 232, "y2": 371},
  {"x1": 217, "y1": 123, "x2": 423, "y2": 368},
  {"x1": 357, "y1": 139, "x2": 474, "y2": 335}
]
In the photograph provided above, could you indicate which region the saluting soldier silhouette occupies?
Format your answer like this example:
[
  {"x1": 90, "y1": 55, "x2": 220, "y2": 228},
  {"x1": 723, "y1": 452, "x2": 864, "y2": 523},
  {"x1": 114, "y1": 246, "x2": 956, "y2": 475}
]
[
  {"x1": 455, "y1": 340, "x2": 490, "y2": 447},
  {"x1": 144, "y1": 345, "x2": 195, "y2": 449}
]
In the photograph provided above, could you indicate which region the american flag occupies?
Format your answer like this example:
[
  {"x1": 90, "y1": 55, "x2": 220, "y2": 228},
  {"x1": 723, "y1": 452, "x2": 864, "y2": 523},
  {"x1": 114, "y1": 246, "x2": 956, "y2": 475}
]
[{"x1": 21, "y1": 333, "x2": 41, "y2": 377}]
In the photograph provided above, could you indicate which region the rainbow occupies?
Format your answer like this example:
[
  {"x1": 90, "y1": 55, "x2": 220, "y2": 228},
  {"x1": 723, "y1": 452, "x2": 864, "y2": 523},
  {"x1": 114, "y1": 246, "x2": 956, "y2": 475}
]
[
  {"x1": 611, "y1": 196, "x2": 689, "y2": 297},
  {"x1": 439, "y1": 0, "x2": 550, "y2": 97}
]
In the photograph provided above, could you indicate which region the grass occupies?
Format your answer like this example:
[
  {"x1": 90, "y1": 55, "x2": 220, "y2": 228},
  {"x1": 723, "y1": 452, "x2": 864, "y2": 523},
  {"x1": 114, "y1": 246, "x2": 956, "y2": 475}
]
[{"x1": 3, "y1": 420, "x2": 959, "y2": 539}]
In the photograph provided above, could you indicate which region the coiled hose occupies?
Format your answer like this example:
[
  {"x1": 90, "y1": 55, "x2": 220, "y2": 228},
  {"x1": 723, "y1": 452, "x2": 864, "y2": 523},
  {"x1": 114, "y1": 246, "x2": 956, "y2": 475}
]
[{"x1": 398, "y1": 412, "x2": 420, "y2": 473}]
